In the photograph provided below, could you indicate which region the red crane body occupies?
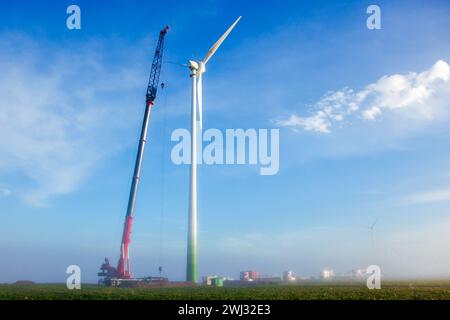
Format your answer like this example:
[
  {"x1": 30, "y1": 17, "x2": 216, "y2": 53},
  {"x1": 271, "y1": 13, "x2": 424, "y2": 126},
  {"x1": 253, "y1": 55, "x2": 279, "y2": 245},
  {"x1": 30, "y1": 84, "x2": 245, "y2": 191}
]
[{"x1": 99, "y1": 26, "x2": 169, "y2": 281}]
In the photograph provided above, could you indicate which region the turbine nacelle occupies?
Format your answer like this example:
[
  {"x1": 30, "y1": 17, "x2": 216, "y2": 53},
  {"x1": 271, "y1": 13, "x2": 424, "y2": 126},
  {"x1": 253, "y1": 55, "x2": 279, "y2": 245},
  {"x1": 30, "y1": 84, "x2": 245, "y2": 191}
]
[{"x1": 187, "y1": 60, "x2": 206, "y2": 75}]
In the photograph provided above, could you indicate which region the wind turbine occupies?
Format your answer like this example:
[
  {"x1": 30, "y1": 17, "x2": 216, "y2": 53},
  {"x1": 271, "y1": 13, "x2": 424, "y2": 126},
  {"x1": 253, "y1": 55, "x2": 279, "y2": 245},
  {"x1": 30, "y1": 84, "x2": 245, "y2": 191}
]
[
  {"x1": 367, "y1": 217, "x2": 379, "y2": 250},
  {"x1": 185, "y1": 16, "x2": 242, "y2": 282}
]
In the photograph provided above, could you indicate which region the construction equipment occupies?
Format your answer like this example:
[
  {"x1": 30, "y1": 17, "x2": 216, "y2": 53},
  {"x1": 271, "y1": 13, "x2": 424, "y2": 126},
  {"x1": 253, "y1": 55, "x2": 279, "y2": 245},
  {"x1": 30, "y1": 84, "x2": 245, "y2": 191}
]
[{"x1": 98, "y1": 26, "x2": 169, "y2": 285}]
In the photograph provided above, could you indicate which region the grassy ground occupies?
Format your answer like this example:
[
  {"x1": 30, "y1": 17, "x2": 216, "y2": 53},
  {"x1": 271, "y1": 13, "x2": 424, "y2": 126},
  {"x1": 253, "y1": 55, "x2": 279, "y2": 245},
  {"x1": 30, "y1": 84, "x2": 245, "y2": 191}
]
[{"x1": 1, "y1": 280, "x2": 450, "y2": 300}]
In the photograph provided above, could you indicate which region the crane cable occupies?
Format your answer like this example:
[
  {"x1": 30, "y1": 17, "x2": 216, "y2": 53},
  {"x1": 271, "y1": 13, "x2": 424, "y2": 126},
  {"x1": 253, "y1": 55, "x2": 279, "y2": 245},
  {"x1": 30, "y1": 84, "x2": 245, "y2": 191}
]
[{"x1": 158, "y1": 70, "x2": 168, "y2": 276}]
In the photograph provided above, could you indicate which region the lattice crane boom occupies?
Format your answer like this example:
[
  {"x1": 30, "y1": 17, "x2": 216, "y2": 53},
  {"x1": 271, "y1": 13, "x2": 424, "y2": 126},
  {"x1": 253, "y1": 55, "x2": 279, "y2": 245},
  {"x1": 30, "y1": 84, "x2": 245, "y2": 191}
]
[{"x1": 99, "y1": 26, "x2": 169, "y2": 281}]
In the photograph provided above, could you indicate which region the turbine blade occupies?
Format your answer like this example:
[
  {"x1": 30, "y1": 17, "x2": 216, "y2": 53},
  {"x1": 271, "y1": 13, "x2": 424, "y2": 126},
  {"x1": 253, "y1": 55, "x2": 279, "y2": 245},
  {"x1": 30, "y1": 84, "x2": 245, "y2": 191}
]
[
  {"x1": 197, "y1": 73, "x2": 203, "y2": 130},
  {"x1": 165, "y1": 61, "x2": 188, "y2": 67},
  {"x1": 371, "y1": 217, "x2": 379, "y2": 229},
  {"x1": 203, "y1": 16, "x2": 242, "y2": 65}
]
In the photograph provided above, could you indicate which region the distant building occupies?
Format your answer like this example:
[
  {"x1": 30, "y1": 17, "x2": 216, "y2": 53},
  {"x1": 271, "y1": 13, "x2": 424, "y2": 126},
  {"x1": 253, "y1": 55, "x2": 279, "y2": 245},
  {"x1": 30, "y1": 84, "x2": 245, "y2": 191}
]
[
  {"x1": 14, "y1": 280, "x2": 35, "y2": 285},
  {"x1": 202, "y1": 275, "x2": 218, "y2": 286},
  {"x1": 240, "y1": 270, "x2": 259, "y2": 281},
  {"x1": 352, "y1": 269, "x2": 367, "y2": 279},
  {"x1": 211, "y1": 277, "x2": 224, "y2": 287},
  {"x1": 320, "y1": 268, "x2": 335, "y2": 280},
  {"x1": 282, "y1": 271, "x2": 296, "y2": 282},
  {"x1": 203, "y1": 275, "x2": 233, "y2": 286}
]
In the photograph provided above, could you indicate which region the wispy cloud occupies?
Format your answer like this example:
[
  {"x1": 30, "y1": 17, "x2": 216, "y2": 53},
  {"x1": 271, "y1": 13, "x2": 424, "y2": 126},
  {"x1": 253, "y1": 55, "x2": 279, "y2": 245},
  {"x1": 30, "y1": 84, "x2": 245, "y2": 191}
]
[
  {"x1": 0, "y1": 33, "x2": 148, "y2": 206},
  {"x1": 277, "y1": 60, "x2": 450, "y2": 133},
  {"x1": 402, "y1": 187, "x2": 450, "y2": 205},
  {"x1": 0, "y1": 186, "x2": 11, "y2": 197}
]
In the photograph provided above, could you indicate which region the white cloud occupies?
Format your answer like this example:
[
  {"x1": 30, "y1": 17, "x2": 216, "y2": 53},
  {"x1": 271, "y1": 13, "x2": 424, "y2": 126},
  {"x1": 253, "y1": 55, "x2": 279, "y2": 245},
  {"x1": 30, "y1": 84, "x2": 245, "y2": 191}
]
[
  {"x1": 0, "y1": 187, "x2": 11, "y2": 197},
  {"x1": 278, "y1": 112, "x2": 331, "y2": 133},
  {"x1": 278, "y1": 60, "x2": 450, "y2": 133},
  {"x1": 402, "y1": 187, "x2": 450, "y2": 205},
  {"x1": 0, "y1": 33, "x2": 146, "y2": 206}
]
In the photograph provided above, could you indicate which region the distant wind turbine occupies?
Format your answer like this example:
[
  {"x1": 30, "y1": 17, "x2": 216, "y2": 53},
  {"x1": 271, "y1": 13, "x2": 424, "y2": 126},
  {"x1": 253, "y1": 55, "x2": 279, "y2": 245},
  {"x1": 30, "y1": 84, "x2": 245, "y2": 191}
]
[{"x1": 367, "y1": 217, "x2": 379, "y2": 250}]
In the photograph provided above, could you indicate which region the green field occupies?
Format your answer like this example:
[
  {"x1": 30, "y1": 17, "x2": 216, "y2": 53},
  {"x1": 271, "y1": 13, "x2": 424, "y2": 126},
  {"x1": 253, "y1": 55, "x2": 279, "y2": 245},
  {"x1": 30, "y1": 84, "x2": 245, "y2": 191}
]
[{"x1": 1, "y1": 280, "x2": 450, "y2": 300}]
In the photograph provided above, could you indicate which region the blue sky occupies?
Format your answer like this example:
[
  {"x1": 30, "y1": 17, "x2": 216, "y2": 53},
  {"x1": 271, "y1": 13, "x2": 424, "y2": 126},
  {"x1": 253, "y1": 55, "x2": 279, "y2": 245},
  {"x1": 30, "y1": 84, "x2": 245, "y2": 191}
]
[{"x1": 1, "y1": 0, "x2": 450, "y2": 283}]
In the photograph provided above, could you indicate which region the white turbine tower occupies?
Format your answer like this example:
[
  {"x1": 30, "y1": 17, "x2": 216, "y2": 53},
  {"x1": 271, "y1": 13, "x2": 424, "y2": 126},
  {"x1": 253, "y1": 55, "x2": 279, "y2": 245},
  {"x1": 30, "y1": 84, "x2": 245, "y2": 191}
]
[{"x1": 185, "y1": 16, "x2": 241, "y2": 282}]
